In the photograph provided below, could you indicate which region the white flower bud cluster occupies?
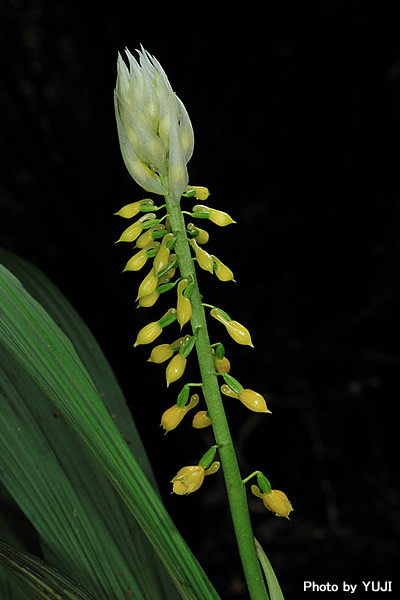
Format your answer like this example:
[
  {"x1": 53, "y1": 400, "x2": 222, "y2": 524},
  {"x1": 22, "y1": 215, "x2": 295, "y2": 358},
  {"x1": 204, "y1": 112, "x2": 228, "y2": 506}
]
[{"x1": 114, "y1": 46, "x2": 194, "y2": 199}]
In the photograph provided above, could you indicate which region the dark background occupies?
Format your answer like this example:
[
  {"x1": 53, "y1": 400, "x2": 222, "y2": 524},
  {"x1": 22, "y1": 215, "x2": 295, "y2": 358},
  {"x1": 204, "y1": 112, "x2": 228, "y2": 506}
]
[{"x1": 1, "y1": 2, "x2": 399, "y2": 598}]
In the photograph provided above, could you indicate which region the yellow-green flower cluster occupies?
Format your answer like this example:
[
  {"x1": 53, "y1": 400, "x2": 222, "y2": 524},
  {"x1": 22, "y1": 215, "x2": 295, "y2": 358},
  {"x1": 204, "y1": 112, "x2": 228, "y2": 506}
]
[{"x1": 114, "y1": 48, "x2": 291, "y2": 514}]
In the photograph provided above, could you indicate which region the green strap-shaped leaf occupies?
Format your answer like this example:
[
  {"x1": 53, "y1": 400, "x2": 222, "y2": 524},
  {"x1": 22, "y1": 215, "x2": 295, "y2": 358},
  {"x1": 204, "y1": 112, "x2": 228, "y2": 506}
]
[
  {"x1": 0, "y1": 264, "x2": 220, "y2": 600},
  {"x1": 0, "y1": 248, "x2": 158, "y2": 491},
  {"x1": 0, "y1": 540, "x2": 95, "y2": 600},
  {"x1": 255, "y1": 538, "x2": 284, "y2": 600}
]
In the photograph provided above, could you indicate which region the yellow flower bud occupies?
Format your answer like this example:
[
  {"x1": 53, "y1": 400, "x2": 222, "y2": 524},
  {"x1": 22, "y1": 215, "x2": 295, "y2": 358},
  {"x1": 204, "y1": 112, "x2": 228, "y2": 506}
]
[
  {"x1": 189, "y1": 239, "x2": 214, "y2": 273},
  {"x1": 171, "y1": 461, "x2": 220, "y2": 495},
  {"x1": 123, "y1": 242, "x2": 159, "y2": 272},
  {"x1": 135, "y1": 224, "x2": 165, "y2": 248},
  {"x1": 176, "y1": 279, "x2": 192, "y2": 329},
  {"x1": 192, "y1": 410, "x2": 212, "y2": 429},
  {"x1": 166, "y1": 353, "x2": 187, "y2": 387},
  {"x1": 213, "y1": 352, "x2": 231, "y2": 373},
  {"x1": 147, "y1": 344, "x2": 174, "y2": 363},
  {"x1": 114, "y1": 199, "x2": 154, "y2": 218},
  {"x1": 220, "y1": 384, "x2": 240, "y2": 399},
  {"x1": 161, "y1": 394, "x2": 199, "y2": 433},
  {"x1": 211, "y1": 255, "x2": 235, "y2": 282},
  {"x1": 187, "y1": 222, "x2": 209, "y2": 244},
  {"x1": 116, "y1": 213, "x2": 156, "y2": 243},
  {"x1": 137, "y1": 290, "x2": 159, "y2": 307},
  {"x1": 186, "y1": 185, "x2": 210, "y2": 200},
  {"x1": 193, "y1": 204, "x2": 236, "y2": 226},
  {"x1": 171, "y1": 465, "x2": 205, "y2": 495},
  {"x1": 210, "y1": 308, "x2": 254, "y2": 347},
  {"x1": 134, "y1": 321, "x2": 162, "y2": 347},
  {"x1": 137, "y1": 268, "x2": 158, "y2": 299},
  {"x1": 239, "y1": 389, "x2": 271, "y2": 413},
  {"x1": 153, "y1": 233, "x2": 174, "y2": 274},
  {"x1": 251, "y1": 485, "x2": 293, "y2": 519}
]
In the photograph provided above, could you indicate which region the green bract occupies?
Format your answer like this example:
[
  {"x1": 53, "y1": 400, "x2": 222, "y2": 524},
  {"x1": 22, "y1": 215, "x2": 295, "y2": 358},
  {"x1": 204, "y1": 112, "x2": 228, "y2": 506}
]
[{"x1": 114, "y1": 47, "x2": 194, "y2": 199}]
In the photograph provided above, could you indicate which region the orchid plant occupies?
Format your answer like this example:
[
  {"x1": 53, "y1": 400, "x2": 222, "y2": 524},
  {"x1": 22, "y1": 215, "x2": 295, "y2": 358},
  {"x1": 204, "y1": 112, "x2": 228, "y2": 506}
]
[
  {"x1": 0, "y1": 46, "x2": 292, "y2": 600},
  {"x1": 113, "y1": 47, "x2": 293, "y2": 599}
]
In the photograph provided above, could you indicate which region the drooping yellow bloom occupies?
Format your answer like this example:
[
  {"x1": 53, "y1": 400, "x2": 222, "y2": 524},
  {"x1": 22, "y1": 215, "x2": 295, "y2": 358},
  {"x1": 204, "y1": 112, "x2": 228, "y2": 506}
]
[
  {"x1": 251, "y1": 485, "x2": 293, "y2": 519},
  {"x1": 137, "y1": 290, "x2": 159, "y2": 307},
  {"x1": 187, "y1": 222, "x2": 209, "y2": 244},
  {"x1": 123, "y1": 242, "x2": 159, "y2": 272},
  {"x1": 137, "y1": 268, "x2": 159, "y2": 299},
  {"x1": 171, "y1": 461, "x2": 220, "y2": 495},
  {"x1": 192, "y1": 410, "x2": 212, "y2": 429},
  {"x1": 147, "y1": 344, "x2": 174, "y2": 363},
  {"x1": 192, "y1": 204, "x2": 236, "y2": 226},
  {"x1": 189, "y1": 239, "x2": 214, "y2": 273},
  {"x1": 134, "y1": 321, "x2": 162, "y2": 347},
  {"x1": 153, "y1": 233, "x2": 174, "y2": 274},
  {"x1": 212, "y1": 350, "x2": 231, "y2": 373},
  {"x1": 116, "y1": 213, "x2": 156, "y2": 243},
  {"x1": 161, "y1": 394, "x2": 199, "y2": 433},
  {"x1": 114, "y1": 199, "x2": 154, "y2": 218},
  {"x1": 166, "y1": 353, "x2": 187, "y2": 386},
  {"x1": 220, "y1": 385, "x2": 271, "y2": 413},
  {"x1": 176, "y1": 279, "x2": 192, "y2": 329},
  {"x1": 186, "y1": 185, "x2": 210, "y2": 200},
  {"x1": 135, "y1": 224, "x2": 165, "y2": 248},
  {"x1": 210, "y1": 308, "x2": 254, "y2": 347},
  {"x1": 211, "y1": 255, "x2": 235, "y2": 282}
]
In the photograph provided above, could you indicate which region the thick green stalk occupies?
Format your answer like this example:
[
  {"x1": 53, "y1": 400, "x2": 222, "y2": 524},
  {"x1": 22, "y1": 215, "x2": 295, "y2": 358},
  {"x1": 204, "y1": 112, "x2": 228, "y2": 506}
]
[{"x1": 165, "y1": 191, "x2": 269, "y2": 600}]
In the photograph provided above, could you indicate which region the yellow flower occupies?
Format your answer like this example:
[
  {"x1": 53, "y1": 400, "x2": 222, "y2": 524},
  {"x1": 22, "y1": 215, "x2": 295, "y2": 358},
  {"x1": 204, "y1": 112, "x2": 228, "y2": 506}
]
[
  {"x1": 116, "y1": 213, "x2": 156, "y2": 243},
  {"x1": 161, "y1": 394, "x2": 199, "y2": 433},
  {"x1": 189, "y1": 239, "x2": 214, "y2": 273},
  {"x1": 171, "y1": 461, "x2": 220, "y2": 495},
  {"x1": 186, "y1": 185, "x2": 210, "y2": 200},
  {"x1": 153, "y1": 233, "x2": 174, "y2": 274},
  {"x1": 137, "y1": 268, "x2": 159, "y2": 299},
  {"x1": 187, "y1": 222, "x2": 209, "y2": 244},
  {"x1": 211, "y1": 255, "x2": 235, "y2": 282},
  {"x1": 123, "y1": 242, "x2": 159, "y2": 272},
  {"x1": 166, "y1": 353, "x2": 187, "y2": 387},
  {"x1": 251, "y1": 485, "x2": 293, "y2": 519},
  {"x1": 192, "y1": 204, "x2": 236, "y2": 226},
  {"x1": 135, "y1": 224, "x2": 165, "y2": 248},
  {"x1": 147, "y1": 344, "x2": 174, "y2": 363},
  {"x1": 137, "y1": 290, "x2": 159, "y2": 307},
  {"x1": 192, "y1": 410, "x2": 212, "y2": 429},
  {"x1": 114, "y1": 199, "x2": 154, "y2": 218},
  {"x1": 220, "y1": 385, "x2": 271, "y2": 413},
  {"x1": 210, "y1": 308, "x2": 254, "y2": 347},
  {"x1": 212, "y1": 350, "x2": 231, "y2": 373},
  {"x1": 134, "y1": 321, "x2": 162, "y2": 347},
  {"x1": 176, "y1": 279, "x2": 192, "y2": 329}
]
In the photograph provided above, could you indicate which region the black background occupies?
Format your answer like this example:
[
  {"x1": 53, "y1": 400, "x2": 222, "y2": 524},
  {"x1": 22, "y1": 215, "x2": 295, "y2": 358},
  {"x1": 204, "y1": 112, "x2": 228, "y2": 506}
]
[{"x1": 1, "y1": 2, "x2": 400, "y2": 598}]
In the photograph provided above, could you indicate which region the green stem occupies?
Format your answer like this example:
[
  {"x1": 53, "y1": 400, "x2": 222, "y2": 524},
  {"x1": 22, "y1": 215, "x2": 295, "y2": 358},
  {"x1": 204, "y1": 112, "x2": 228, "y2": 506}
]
[{"x1": 165, "y1": 191, "x2": 269, "y2": 600}]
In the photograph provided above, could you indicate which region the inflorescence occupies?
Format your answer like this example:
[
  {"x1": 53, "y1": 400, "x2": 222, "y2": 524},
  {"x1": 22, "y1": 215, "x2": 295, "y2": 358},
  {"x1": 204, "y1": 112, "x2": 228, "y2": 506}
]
[{"x1": 114, "y1": 46, "x2": 292, "y2": 517}]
